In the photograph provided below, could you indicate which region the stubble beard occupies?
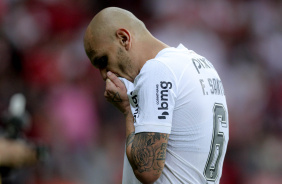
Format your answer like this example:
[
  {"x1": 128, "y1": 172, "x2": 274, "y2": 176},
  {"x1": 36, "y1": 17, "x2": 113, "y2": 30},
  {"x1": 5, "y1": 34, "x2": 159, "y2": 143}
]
[{"x1": 117, "y1": 47, "x2": 134, "y2": 81}]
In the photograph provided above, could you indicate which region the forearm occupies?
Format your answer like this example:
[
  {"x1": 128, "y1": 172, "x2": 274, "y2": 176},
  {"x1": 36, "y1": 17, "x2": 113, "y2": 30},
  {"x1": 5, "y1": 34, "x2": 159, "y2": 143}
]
[
  {"x1": 125, "y1": 115, "x2": 150, "y2": 183},
  {"x1": 103, "y1": 73, "x2": 165, "y2": 183},
  {"x1": 125, "y1": 113, "x2": 136, "y2": 170},
  {"x1": 124, "y1": 114, "x2": 168, "y2": 183}
]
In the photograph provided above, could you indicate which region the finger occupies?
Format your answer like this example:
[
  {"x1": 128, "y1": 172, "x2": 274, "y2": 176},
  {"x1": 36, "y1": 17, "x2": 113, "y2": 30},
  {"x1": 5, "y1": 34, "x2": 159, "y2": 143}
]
[
  {"x1": 107, "y1": 71, "x2": 124, "y2": 88},
  {"x1": 105, "y1": 78, "x2": 117, "y2": 92},
  {"x1": 105, "y1": 78, "x2": 120, "y2": 99}
]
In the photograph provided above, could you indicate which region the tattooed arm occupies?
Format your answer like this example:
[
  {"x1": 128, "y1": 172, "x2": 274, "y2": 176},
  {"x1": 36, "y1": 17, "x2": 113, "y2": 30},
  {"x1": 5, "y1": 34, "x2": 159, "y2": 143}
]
[
  {"x1": 127, "y1": 132, "x2": 169, "y2": 183},
  {"x1": 125, "y1": 113, "x2": 169, "y2": 184},
  {"x1": 104, "y1": 72, "x2": 169, "y2": 183}
]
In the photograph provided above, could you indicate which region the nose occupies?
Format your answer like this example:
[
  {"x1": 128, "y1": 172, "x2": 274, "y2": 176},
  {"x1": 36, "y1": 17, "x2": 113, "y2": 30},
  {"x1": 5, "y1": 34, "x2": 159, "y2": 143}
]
[{"x1": 99, "y1": 68, "x2": 108, "y2": 81}]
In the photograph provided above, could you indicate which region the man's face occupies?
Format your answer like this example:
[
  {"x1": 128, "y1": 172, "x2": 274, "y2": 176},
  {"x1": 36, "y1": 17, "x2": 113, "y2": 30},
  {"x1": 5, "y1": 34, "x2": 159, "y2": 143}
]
[{"x1": 87, "y1": 39, "x2": 133, "y2": 82}]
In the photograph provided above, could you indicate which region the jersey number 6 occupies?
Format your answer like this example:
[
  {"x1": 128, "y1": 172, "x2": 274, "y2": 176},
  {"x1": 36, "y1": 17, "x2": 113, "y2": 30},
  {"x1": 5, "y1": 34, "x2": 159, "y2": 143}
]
[{"x1": 204, "y1": 103, "x2": 227, "y2": 182}]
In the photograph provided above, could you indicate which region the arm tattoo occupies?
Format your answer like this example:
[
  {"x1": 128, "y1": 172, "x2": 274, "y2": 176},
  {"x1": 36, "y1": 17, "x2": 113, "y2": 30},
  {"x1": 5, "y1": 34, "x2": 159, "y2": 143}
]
[
  {"x1": 112, "y1": 92, "x2": 122, "y2": 102},
  {"x1": 126, "y1": 132, "x2": 135, "y2": 148},
  {"x1": 156, "y1": 143, "x2": 167, "y2": 161},
  {"x1": 131, "y1": 132, "x2": 168, "y2": 174}
]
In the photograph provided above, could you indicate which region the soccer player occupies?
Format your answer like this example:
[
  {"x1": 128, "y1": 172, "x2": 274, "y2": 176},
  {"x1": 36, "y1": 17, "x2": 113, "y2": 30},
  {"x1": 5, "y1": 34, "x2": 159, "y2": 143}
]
[{"x1": 84, "y1": 7, "x2": 229, "y2": 184}]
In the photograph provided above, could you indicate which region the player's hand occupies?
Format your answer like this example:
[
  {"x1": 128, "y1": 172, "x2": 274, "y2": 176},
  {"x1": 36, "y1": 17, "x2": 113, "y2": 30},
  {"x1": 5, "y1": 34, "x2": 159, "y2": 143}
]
[{"x1": 104, "y1": 71, "x2": 131, "y2": 116}]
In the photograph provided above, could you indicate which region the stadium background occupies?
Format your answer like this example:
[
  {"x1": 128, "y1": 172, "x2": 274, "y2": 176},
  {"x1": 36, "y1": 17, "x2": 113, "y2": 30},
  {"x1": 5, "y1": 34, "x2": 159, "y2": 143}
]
[{"x1": 0, "y1": 0, "x2": 281, "y2": 183}]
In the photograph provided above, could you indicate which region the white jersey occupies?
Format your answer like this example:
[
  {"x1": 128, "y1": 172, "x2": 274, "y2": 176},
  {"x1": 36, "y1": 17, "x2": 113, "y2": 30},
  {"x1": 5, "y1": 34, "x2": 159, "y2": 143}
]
[{"x1": 121, "y1": 44, "x2": 229, "y2": 184}]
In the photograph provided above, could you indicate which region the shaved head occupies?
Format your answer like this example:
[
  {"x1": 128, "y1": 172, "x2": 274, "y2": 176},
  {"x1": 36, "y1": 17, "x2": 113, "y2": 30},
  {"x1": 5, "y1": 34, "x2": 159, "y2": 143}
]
[
  {"x1": 83, "y1": 7, "x2": 168, "y2": 82},
  {"x1": 84, "y1": 7, "x2": 148, "y2": 60}
]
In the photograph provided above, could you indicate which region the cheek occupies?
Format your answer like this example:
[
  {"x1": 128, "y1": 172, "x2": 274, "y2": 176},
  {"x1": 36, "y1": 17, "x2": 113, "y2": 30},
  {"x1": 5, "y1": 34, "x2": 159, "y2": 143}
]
[
  {"x1": 118, "y1": 62, "x2": 126, "y2": 73},
  {"x1": 116, "y1": 50, "x2": 126, "y2": 73},
  {"x1": 115, "y1": 47, "x2": 132, "y2": 74}
]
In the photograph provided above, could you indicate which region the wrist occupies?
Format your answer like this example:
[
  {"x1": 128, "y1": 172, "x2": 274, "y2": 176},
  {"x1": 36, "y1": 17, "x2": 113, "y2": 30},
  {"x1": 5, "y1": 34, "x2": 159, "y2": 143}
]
[
  {"x1": 125, "y1": 109, "x2": 135, "y2": 137},
  {"x1": 123, "y1": 107, "x2": 132, "y2": 117}
]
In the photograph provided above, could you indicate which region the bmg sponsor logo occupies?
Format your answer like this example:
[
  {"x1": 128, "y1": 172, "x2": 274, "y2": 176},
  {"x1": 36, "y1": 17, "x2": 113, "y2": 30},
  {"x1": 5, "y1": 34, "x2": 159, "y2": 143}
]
[
  {"x1": 157, "y1": 81, "x2": 172, "y2": 119},
  {"x1": 130, "y1": 91, "x2": 139, "y2": 122}
]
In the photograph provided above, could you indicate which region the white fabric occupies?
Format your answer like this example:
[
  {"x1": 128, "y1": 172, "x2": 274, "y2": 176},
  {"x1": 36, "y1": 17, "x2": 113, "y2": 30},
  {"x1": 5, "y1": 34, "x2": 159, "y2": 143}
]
[{"x1": 121, "y1": 44, "x2": 229, "y2": 184}]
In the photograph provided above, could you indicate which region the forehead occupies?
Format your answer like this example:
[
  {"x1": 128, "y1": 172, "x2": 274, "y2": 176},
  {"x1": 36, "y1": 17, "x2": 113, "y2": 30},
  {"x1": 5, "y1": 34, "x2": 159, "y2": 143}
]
[
  {"x1": 88, "y1": 45, "x2": 106, "y2": 62},
  {"x1": 86, "y1": 42, "x2": 109, "y2": 67},
  {"x1": 84, "y1": 30, "x2": 115, "y2": 61},
  {"x1": 85, "y1": 38, "x2": 103, "y2": 60}
]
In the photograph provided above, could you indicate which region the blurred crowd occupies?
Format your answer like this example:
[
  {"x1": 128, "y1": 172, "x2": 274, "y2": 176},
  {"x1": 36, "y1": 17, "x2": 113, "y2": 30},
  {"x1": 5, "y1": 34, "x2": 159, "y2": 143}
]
[{"x1": 0, "y1": 0, "x2": 281, "y2": 183}]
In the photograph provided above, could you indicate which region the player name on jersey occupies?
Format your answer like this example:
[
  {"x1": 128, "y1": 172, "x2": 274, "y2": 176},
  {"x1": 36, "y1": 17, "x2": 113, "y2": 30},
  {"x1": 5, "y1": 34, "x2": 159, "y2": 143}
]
[
  {"x1": 192, "y1": 57, "x2": 225, "y2": 96},
  {"x1": 192, "y1": 57, "x2": 214, "y2": 74},
  {"x1": 199, "y1": 78, "x2": 225, "y2": 96}
]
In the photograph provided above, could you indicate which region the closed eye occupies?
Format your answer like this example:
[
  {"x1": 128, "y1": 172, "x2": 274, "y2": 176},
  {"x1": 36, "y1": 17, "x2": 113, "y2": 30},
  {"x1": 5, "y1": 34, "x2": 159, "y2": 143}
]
[{"x1": 93, "y1": 55, "x2": 108, "y2": 69}]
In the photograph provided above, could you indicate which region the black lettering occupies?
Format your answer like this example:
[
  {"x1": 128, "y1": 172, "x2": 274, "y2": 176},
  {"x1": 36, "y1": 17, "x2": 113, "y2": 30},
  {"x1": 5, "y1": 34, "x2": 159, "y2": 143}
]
[
  {"x1": 193, "y1": 59, "x2": 202, "y2": 74},
  {"x1": 158, "y1": 102, "x2": 168, "y2": 110},
  {"x1": 199, "y1": 58, "x2": 210, "y2": 68},
  {"x1": 208, "y1": 78, "x2": 214, "y2": 94},
  {"x1": 156, "y1": 84, "x2": 159, "y2": 105},
  {"x1": 160, "y1": 90, "x2": 168, "y2": 101},
  {"x1": 220, "y1": 81, "x2": 225, "y2": 95},
  {"x1": 192, "y1": 58, "x2": 214, "y2": 74},
  {"x1": 158, "y1": 116, "x2": 166, "y2": 119},
  {"x1": 213, "y1": 78, "x2": 217, "y2": 95},
  {"x1": 207, "y1": 78, "x2": 225, "y2": 96},
  {"x1": 157, "y1": 81, "x2": 172, "y2": 119},
  {"x1": 200, "y1": 79, "x2": 207, "y2": 95},
  {"x1": 160, "y1": 81, "x2": 172, "y2": 89},
  {"x1": 131, "y1": 94, "x2": 139, "y2": 120},
  {"x1": 158, "y1": 112, "x2": 169, "y2": 119},
  {"x1": 132, "y1": 95, "x2": 138, "y2": 104}
]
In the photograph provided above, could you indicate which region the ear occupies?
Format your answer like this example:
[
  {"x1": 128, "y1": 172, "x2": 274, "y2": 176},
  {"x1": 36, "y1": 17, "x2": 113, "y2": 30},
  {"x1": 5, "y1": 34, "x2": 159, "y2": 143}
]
[{"x1": 116, "y1": 29, "x2": 131, "y2": 50}]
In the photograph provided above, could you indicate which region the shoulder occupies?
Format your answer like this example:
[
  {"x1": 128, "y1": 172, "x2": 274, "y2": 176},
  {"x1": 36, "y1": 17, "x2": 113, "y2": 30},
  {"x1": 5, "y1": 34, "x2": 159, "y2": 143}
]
[
  {"x1": 133, "y1": 60, "x2": 178, "y2": 92},
  {"x1": 137, "y1": 60, "x2": 175, "y2": 80}
]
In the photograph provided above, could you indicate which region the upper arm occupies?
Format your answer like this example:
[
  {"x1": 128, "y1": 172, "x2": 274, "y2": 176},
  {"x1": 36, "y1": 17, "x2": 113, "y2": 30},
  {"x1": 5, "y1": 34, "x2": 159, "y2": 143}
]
[
  {"x1": 125, "y1": 62, "x2": 174, "y2": 183},
  {"x1": 130, "y1": 132, "x2": 169, "y2": 184}
]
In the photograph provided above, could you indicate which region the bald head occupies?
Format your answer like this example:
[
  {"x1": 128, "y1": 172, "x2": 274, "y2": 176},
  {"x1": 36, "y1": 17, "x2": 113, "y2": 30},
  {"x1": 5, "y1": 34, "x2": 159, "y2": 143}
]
[
  {"x1": 84, "y1": 7, "x2": 148, "y2": 58},
  {"x1": 90, "y1": 7, "x2": 146, "y2": 34},
  {"x1": 83, "y1": 7, "x2": 168, "y2": 82}
]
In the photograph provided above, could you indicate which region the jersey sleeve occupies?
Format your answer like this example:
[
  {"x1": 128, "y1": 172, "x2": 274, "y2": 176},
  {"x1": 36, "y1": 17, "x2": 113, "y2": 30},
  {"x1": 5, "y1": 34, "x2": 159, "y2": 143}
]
[{"x1": 130, "y1": 60, "x2": 177, "y2": 134}]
